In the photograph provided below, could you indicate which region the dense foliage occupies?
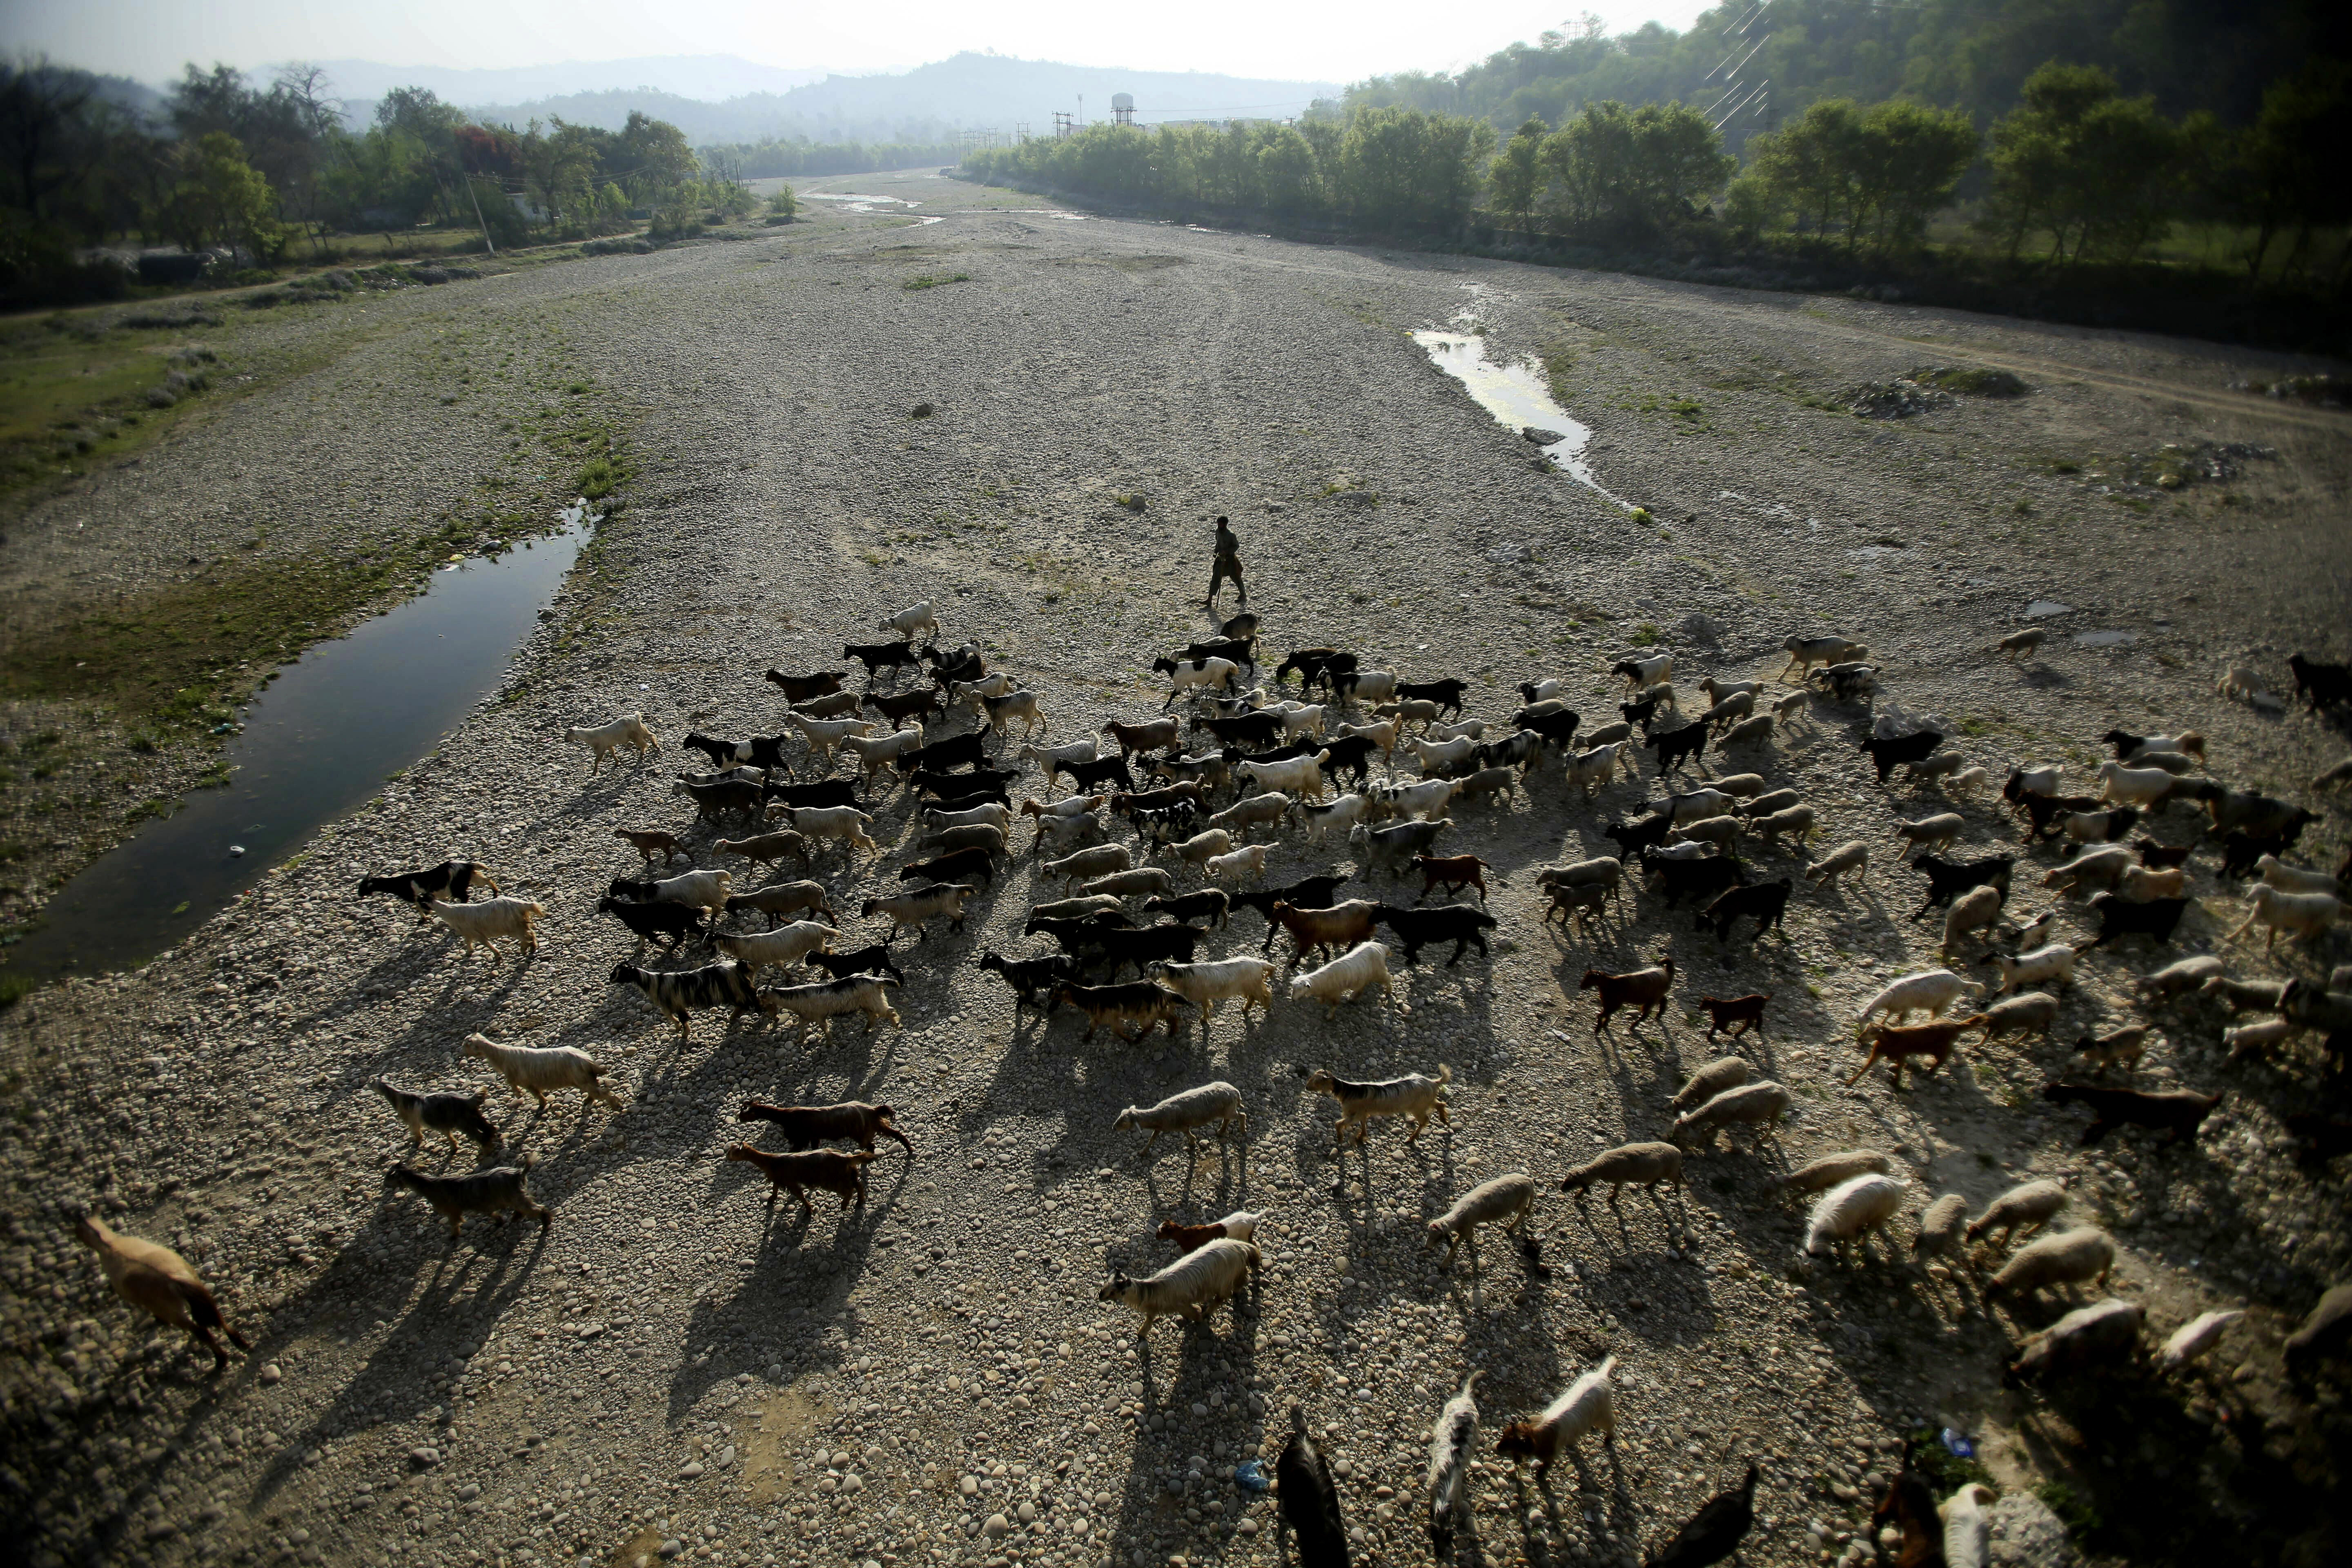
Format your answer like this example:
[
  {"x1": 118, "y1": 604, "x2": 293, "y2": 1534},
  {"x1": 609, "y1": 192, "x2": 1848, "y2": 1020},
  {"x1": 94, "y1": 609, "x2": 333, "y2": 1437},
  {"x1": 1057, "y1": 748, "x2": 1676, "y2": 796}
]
[
  {"x1": 1348, "y1": 0, "x2": 2344, "y2": 144},
  {"x1": 964, "y1": 7, "x2": 2346, "y2": 290},
  {"x1": 0, "y1": 59, "x2": 748, "y2": 305},
  {"x1": 699, "y1": 139, "x2": 962, "y2": 179}
]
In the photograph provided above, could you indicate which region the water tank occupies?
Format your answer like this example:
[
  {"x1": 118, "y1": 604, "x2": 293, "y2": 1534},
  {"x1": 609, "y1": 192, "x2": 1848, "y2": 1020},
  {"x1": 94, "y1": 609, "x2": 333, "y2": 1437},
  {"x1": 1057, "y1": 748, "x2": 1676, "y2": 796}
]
[{"x1": 1111, "y1": 93, "x2": 1134, "y2": 111}]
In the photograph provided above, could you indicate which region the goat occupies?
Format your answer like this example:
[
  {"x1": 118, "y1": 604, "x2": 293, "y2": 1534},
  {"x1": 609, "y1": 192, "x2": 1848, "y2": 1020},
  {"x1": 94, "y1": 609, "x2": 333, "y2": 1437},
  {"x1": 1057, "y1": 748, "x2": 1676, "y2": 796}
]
[
  {"x1": 612, "y1": 829, "x2": 686, "y2": 867},
  {"x1": 74, "y1": 1215, "x2": 250, "y2": 1368},
  {"x1": 1156, "y1": 1210, "x2": 1261, "y2": 1253},
  {"x1": 765, "y1": 668, "x2": 849, "y2": 704},
  {"x1": 371, "y1": 1079, "x2": 500, "y2": 1156},
  {"x1": 761, "y1": 975, "x2": 904, "y2": 1042},
  {"x1": 1802, "y1": 1174, "x2": 1907, "y2": 1261},
  {"x1": 1154, "y1": 655, "x2": 1241, "y2": 707},
  {"x1": 739, "y1": 1100, "x2": 911, "y2": 1157},
  {"x1": 1856, "y1": 969, "x2": 1972, "y2": 1035},
  {"x1": 2084, "y1": 892, "x2": 2187, "y2": 947},
  {"x1": 726, "y1": 1145, "x2": 876, "y2": 1212},
  {"x1": 1376, "y1": 903, "x2": 1498, "y2": 966},
  {"x1": 2227, "y1": 883, "x2": 2341, "y2": 952},
  {"x1": 605, "y1": 962, "x2": 773, "y2": 1038},
  {"x1": 1966, "y1": 1178, "x2": 2067, "y2": 1249},
  {"x1": 861, "y1": 882, "x2": 977, "y2": 941},
  {"x1": 1267, "y1": 900, "x2": 1381, "y2": 964},
  {"x1": 1848, "y1": 1017, "x2": 1978, "y2": 1089},
  {"x1": 2288, "y1": 652, "x2": 2352, "y2": 711},
  {"x1": 566, "y1": 712, "x2": 656, "y2": 773},
  {"x1": 2042, "y1": 1083, "x2": 2220, "y2": 1146},
  {"x1": 1643, "y1": 721, "x2": 1711, "y2": 775},
  {"x1": 862, "y1": 686, "x2": 942, "y2": 730},
  {"x1": 1983, "y1": 1226, "x2": 2116, "y2": 1305},
  {"x1": 1426, "y1": 1173, "x2": 1535, "y2": 1267},
  {"x1": 1580, "y1": 960, "x2": 1675, "y2": 1033},
  {"x1": 1702, "y1": 878, "x2": 1791, "y2": 942},
  {"x1": 1644, "y1": 849, "x2": 1747, "y2": 907},
  {"x1": 1144, "y1": 888, "x2": 1231, "y2": 929},
  {"x1": 1647, "y1": 1467, "x2": 1760, "y2": 1568},
  {"x1": 1208, "y1": 790, "x2": 1294, "y2": 841},
  {"x1": 1350, "y1": 817, "x2": 1451, "y2": 878},
  {"x1": 723, "y1": 880, "x2": 834, "y2": 929},
  {"x1": 430, "y1": 898, "x2": 544, "y2": 966},
  {"x1": 1780, "y1": 634, "x2": 1866, "y2": 680},
  {"x1": 1775, "y1": 1150, "x2": 1894, "y2": 1198},
  {"x1": 712, "y1": 831, "x2": 810, "y2": 872},
  {"x1": 805, "y1": 943, "x2": 905, "y2": 986},
  {"x1": 1804, "y1": 840, "x2": 1870, "y2": 890},
  {"x1": 1290, "y1": 941, "x2": 1402, "y2": 1017},
  {"x1": 1307, "y1": 1065, "x2": 1451, "y2": 1147},
  {"x1": 976, "y1": 950, "x2": 1081, "y2": 1011},
  {"x1": 1097, "y1": 1237, "x2": 1258, "y2": 1339},
  {"x1": 1670, "y1": 1056, "x2": 1752, "y2": 1112},
  {"x1": 713, "y1": 920, "x2": 837, "y2": 978},
  {"x1": 609, "y1": 868, "x2": 733, "y2": 919},
  {"x1": 1425, "y1": 1372, "x2": 1483, "y2": 1559},
  {"x1": 1984, "y1": 942, "x2": 2079, "y2": 996},
  {"x1": 1495, "y1": 1357, "x2": 1617, "y2": 1474},
  {"x1": 1671, "y1": 1081, "x2": 1791, "y2": 1148},
  {"x1": 774, "y1": 804, "x2": 878, "y2": 855},
  {"x1": 2072, "y1": 1025, "x2": 2150, "y2": 1076},
  {"x1": 1413, "y1": 853, "x2": 1492, "y2": 902},
  {"x1": 357, "y1": 860, "x2": 501, "y2": 919},
  {"x1": 1560, "y1": 1141, "x2": 1682, "y2": 1205},
  {"x1": 1149, "y1": 957, "x2": 1274, "y2": 1029},
  {"x1": 842, "y1": 639, "x2": 922, "y2": 685},
  {"x1": 385, "y1": 1157, "x2": 550, "y2": 1237},
  {"x1": 1699, "y1": 993, "x2": 1768, "y2": 1040},
  {"x1": 1859, "y1": 730, "x2": 1942, "y2": 784},
  {"x1": 1114, "y1": 1081, "x2": 1245, "y2": 1154},
  {"x1": 2008, "y1": 1298, "x2": 2145, "y2": 1385}
]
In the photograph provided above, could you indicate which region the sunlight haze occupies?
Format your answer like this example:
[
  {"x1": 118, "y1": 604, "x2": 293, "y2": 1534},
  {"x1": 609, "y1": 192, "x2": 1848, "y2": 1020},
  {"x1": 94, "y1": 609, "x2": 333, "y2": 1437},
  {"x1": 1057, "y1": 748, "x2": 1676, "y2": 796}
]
[{"x1": 5, "y1": 0, "x2": 1717, "y2": 88}]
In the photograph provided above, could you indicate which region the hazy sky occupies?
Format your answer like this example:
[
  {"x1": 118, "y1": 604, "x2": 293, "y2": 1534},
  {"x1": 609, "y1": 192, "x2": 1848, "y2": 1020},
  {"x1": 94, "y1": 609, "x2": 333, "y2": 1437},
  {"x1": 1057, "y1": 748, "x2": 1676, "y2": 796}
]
[{"x1": 2, "y1": 1, "x2": 1718, "y2": 88}]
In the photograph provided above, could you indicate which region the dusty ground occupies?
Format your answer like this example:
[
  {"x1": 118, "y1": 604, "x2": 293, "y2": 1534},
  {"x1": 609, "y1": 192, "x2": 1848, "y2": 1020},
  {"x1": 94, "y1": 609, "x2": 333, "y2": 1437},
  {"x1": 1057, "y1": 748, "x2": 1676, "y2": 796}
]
[{"x1": 2, "y1": 167, "x2": 2349, "y2": 1568}]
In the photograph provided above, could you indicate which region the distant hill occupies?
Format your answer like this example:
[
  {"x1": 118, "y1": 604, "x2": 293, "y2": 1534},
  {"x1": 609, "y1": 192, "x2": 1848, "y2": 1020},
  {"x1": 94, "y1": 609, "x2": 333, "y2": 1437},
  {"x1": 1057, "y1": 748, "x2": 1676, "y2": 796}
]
[
  {"x1": 314, "y1": 56, "x2": 829, "y2": 108},
  {"x1": 448, "y1": 51, "x2": 1339, "y2": 144}
]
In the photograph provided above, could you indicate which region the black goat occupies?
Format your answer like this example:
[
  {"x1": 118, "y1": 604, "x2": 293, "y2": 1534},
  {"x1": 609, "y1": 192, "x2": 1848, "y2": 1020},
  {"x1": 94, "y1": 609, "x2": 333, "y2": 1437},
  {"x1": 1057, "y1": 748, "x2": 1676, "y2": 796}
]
[
  {"x1": 763, "y1": 668, "x2": 846, "y2": 704},
  {"x1": 806, "y1": 944, "x2": 908, "y2": 986},
  {"x1": 1144, "y1": 889, "x2": 1231, "y2": 929},
  {"x1": 1703, "y1": 878, "x2": 1791, "y2": 941},
  {"x1": 1860, "y1": 730, "x2": 1942, "y2": 784},
  {"x1": 596, "y1": 894, "x2": 706, "y2": 952},
  {"x1": 976, "y1": 951, "x2": 1080, "y2": 1011},
  {"x1": 2083, "y1": 893, "x2": 2186, "y2": 947},
  {"x1": 842, "y1": 640, "x2": 922, "y2": 683},
  {"x1": 357, "y1": 861, "x2": 499, "y2": 918},
  {"x1": 901, "y1": 733, "x2": 987, "y2": 774},
  {"x1": 1907, "y1": 854, "x2": 2014, "y2": 920},
  {"x1": 1644, "y1": 850, "x2": 1748, "y2": 906},
  {"x1": 1603, "y1": 812, "x2": 1676, "y2": 860},
  {"x1": 761, "y1": 777, "x2": 864, "y2": 812},
  {"x1": 1643, "y1": 722, "x2": 1710, "y2": 775},
  {"x1": 2288, "y1": 652, "x2": 2352, "y2": 711},
  {"x1": 900, "y1": 846, "x2": 999, "y2": 889},
  {"x1": 1374, "y1": 904, "x2": 1497, "y2": 965},
  {"x1": 1395, "y1": 678, "x2": 1468, "y2": 718}
]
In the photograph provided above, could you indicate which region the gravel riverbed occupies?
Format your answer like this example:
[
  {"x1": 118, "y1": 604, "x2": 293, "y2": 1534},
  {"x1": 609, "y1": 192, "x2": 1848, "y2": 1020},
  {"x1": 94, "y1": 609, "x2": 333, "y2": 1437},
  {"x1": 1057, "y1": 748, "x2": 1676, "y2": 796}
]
[{"x1": 2, "y1": 170, "x2": 2347, "y2": 1568}]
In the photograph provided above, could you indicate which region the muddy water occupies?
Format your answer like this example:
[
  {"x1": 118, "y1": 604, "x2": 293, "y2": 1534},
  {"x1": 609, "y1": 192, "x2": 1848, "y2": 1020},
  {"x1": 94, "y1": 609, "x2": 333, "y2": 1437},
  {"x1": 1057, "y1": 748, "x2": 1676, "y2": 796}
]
[
  {"x1": 1411, "y1": 330, "x2": 1626, "y2": 508},
  {"x1": 1, "y1": 522, "x2": 588, "y2": 984}
]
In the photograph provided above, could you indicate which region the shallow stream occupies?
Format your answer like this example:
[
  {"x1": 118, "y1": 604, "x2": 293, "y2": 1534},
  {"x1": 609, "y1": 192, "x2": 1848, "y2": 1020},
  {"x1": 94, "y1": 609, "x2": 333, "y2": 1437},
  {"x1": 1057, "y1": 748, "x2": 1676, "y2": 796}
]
[
  {"x1": 1410, "y1": 329, "x2": 1627, "y2": 508},
  {"x1": 2, "y1": 523, "x2": 588, "y2": 983}
]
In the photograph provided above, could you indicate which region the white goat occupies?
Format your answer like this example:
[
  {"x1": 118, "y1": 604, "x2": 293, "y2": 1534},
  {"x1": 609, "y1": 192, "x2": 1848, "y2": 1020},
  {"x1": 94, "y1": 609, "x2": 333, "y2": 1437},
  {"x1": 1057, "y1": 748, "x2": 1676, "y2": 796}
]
[
  {"x1": 782, "y1": 805, "x2": 878, "y2": 854},
  {"x1": 2095, "y1": 761, "x2": 2179, "y2": 806},
  {"x1": 1496, "y1": 1357, "x2": 1617, "y2": 1474},
  {"x1": 1802, "y1": 1174, "x2": 1907, "y2": 1261},
  {"x1": 1671, "y1": 1081, "x2": 1790, "y2": 1148},
  {"x1": 1855, "y1": 969, "x2": 1970, "y2": 1036},
  {"x1": 882, "y1": 601, "x2": 937, "y2": 640},
  {"x1": 565, "y1": 713, "x2": 655, "y2": 773},
  {"x1": 1986, "y1": 943, "x2": 2079, "y2": 996},
  {"x1": 2230, "y1": 884, "x2": 2342, "y2": 959},
  {"x1": 1965, "y1": 1179, "x2": 2067, "y2": 1248},
  {"x1": 1306, "y1": 1065, "x2": 1451, "y2": 1147},
  {"x1": 761, "y1": 975, "x2": 902, "y2": 1042},
  {"x1": 1204, "y1": 844, "x2": 1268, "y2": 885},
  {"x1": 461, "y1": 1034, "x2": 621, "y2": 1109},
  {"x1": 1149, "y1": 958, "x2": 1275, "y2": 1028},
  {"x1": 1288, "y1": 940, "x2": 1402, "y2": 1017},
  {"x1": 714, "y1": 921, "x2": 837, "y2": 976},
  {"x1": 1984, "y1": 1226, "x2": 2115, "y2": 1304},
  {"x1": 1239, "y1": 750, "x2": 1329, "y2": 801},
  {"x1": 1113, "y1": 1081, "x2": 1245, "y2": 1154},
  {"x1": 430, "y1": 898, "x2": 545, "y2": 966},
  {"x1": 786, "y1": 713, "x2": 876, "y2": 765},
  {"x1": 1095, "y1": 1237, "x2": 1258, "y2": 1339},
  {"x1": 1425, "y1": 1173, "x2": 1535, "y2": 1267}
]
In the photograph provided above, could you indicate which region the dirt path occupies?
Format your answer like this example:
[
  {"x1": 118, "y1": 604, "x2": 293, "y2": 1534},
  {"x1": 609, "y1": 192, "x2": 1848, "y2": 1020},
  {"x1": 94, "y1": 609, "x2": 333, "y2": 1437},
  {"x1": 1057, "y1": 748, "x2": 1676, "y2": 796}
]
[{"x1": 2, "y1": 170, "x2": 2346, "y2": 1568}]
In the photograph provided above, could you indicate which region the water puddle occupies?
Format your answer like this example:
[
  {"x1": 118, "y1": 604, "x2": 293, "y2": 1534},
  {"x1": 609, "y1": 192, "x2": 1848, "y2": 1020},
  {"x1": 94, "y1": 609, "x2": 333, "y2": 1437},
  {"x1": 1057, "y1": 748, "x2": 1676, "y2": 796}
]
[
  {"x1": 2022, "y1": 600, "x2": 2074, "y2": 618},
  {"x1": 801, "y1": 192, "x2": 924, "y2": 214},
  {"x1": 1410, "y1": 330, "x2": 1626, "y2": 508},
  {"x1": 1, "y1": 517, "x2": 591, "y2": 984}
]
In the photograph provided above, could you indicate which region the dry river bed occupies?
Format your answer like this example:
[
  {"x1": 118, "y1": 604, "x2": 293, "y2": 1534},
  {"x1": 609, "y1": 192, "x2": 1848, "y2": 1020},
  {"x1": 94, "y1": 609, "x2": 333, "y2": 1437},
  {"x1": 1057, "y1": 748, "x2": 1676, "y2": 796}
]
[{"x1": 2, "y1": 170, "x2": 2349, "y2": 1568}]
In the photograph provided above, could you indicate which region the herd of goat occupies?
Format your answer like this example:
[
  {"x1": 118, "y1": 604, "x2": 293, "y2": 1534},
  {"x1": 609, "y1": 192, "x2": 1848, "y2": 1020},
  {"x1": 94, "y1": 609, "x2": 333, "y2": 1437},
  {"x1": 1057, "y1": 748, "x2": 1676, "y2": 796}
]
[{"x1": 75, "y1": 596, "x2": 2352, "y2": 1568}]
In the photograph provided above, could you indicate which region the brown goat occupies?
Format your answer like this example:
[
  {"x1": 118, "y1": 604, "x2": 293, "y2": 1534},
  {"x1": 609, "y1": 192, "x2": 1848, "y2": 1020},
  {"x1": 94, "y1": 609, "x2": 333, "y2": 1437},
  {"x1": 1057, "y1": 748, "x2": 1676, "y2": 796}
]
[
  {"x1": 1413, "y1": 853, "x2": 1493, "y2": 902},
  {"x1": 1699, "y1": 992, "x2": 1769, "y2": 1040},
  {"x1": 1579, "y1": 960, "x2": 1676, "y2": 1034},
  {"x1": 737, "y1": 1100, "x2": 913, "y2": 1158},
  {"x1": 1102, "y1": 717, "x2": 1181, "y2": 758},
  {"x1": 1267, "y1": 899, "x2": 1381, "y2": 964},
  {"x1": 725, "y1": 1145, "x2": 877, "y2": 1213},
  {"x1": 1847, "y1": 1016, "x2": 1983, "y2": 1089},
  {"x1": 75, "y1": 1216, "x2": 249, "y2": 1369},
  {"x1": 613, "y1": 828, "x2": 687, "y2": 866}
]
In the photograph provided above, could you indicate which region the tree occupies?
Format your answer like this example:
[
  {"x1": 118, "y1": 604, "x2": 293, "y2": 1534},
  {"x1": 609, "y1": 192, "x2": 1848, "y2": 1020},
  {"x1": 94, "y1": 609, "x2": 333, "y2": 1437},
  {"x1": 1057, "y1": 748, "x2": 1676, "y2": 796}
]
[
  {"x1": 1489, "y1": 116, "x2": 1547, "y2": 227},
  {"x1": 2210, "y1": 62, "x2": 2352, "y2": 280},
  {"x1": 1538, "y1": 100, "x2": 1731, "y2": 239},
  {"x1": 163, "y1": 131, "x2": 283, "y2": 258},
  {"x1": 1845, "y1": 100, "x2": 1977, "y2": 252},
  {"x1": 1748, "y1": 99, "x2": 1863, "y2": 242},
  {"x1": 1984, "y1": 62, "x2": 2188, "y2": 265}
]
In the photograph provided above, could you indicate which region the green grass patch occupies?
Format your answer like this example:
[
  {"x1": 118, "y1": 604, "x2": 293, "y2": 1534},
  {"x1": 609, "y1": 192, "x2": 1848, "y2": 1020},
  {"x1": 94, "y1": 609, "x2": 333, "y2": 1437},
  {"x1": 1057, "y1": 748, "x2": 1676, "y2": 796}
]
[
  {"x1": 0, "y1": 316, "x2": 214, "y2": 505},
  {"x1": 0, "y1": 551, "x2": 421, "y2": 729},
  {"x1": 902, "y1": 273, "x2": 971, "y2": 291}
]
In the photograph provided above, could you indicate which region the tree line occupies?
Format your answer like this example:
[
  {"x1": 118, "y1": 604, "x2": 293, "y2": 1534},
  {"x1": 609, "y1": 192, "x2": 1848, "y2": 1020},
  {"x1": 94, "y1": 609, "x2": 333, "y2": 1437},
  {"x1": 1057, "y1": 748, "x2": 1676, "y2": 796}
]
[
  {"x1": 965, "y1": 53, "x2": 2348, "y2": 288},
  {"x1": 698, "y1": 138, "x2": 962, "y2": 180},
  {"x1": 2, "y1": 60, "x2": 776, "y2": 303}
]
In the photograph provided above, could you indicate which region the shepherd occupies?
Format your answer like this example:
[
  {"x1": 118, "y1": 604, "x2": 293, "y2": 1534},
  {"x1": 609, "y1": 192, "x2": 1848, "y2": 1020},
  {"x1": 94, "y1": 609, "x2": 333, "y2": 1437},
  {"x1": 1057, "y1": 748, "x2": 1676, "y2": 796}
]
[{"x1": 1206, "y1": 514, "x2": 1247, "y2": 609}]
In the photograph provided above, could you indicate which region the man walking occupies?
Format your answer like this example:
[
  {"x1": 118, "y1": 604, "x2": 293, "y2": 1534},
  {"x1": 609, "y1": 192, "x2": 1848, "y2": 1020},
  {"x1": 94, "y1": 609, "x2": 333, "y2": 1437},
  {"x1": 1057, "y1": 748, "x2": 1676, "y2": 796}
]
[{"x1": 1206, "y1": 515, "x2": 1246, "y2": 610}]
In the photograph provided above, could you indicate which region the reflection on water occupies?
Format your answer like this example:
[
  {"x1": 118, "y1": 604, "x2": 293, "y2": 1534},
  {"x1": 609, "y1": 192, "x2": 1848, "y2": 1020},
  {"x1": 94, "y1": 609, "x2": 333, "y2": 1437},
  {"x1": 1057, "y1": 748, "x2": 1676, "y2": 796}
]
[
  {"x1": 1411, "y1": 330, "x2": 1626, "y2": 508},
  {"x1": 1, "y1": 521, "x2": 589, "y2": 984}
]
